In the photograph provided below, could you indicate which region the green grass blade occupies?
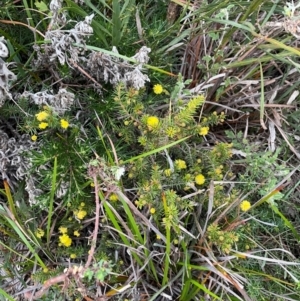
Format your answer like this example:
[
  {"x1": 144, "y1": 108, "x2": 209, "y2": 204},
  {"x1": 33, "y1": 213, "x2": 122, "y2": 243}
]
[
  {"x1": 102, "y1": 196, "x2": 143, "y2": 266},
  {"x1": 261, "y1": 0, "x2": 280, "y2": 27},
  {"x1": 96, "y1": 126, "x2": 114, "y2": 164},
  {"x1": 208, "y1": 17, "x2": 300, "y2": 57},
  {"x1": 112, "y1": 0, "x2": 121, "y2": 46},
  {"x1": 65, "y1": 0, "x2": 110, "y2": 47},
  {"x1": 268, "y1": 204, "x2": 300, "y2": 241},
  {"x1": 162, "y1": 193, "x2": 171, "y2": 286},
  {"x1": 46, "y1": 156, "x2": 57, "y2": 246},
  {"x1": 0, "y1": 239, "x2": 36, "y2": 265},
  {"x1": 240, "y1": 0, "x2": 265, "y2": 22},
  {"x1": 118, "y1": 193, "x2": 159, "y2": 281},
  {"x1": 3, "y1": 180, "x2": 19, "y2": 222},
  {"x1": 118, "y1": 194, "x2": 143, "y2": 243},
  {"x1": 84, "y1": 0, "x2": 110, "y2": 13},
  {"x1": 188, "y1": 279, "x2": 222, "y2": 300},
  {"x1": 1, "y1": 213, "x2": 46, "y2": 268},
  {"x1": 0, "y1": 288, "x2": 16, "y2": 301},
  {"x1": 22, "y1": 0, "x2": 34, "y2": 27},
  {"x1": 120, "y1": 0, "x2": 135, "y2": 40},
  {"x1": 180, "y1": 279, "x2": 202, "y2": 301},
  {"x1": 75, "y1": 44, "x2": 176, "y2": 76},
  {"x1": 122, "y1": 136, "x2": 190, "y2": 164}
]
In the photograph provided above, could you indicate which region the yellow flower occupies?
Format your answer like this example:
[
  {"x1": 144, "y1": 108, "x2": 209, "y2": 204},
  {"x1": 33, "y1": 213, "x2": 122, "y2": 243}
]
[
  {"x1": 59, "y1": 226, "x2": 68, "y2": 234},
  {"x1": 80, "y1": 202, "x2": 85, "y2": 207},
  {"x1": 60, "y1": 119, "x2": 69, "y2": 129},
  {"x1": 35, "y1": 228, "x2": 44, "y2": 238},
  {"x1": 164, "y1": 169, "x2": 172, "y2": 177},
  {"x1": 153, "y1": 84, "x2": 163, "y2": 94},
  {"x1": 240, "y1": 200, "x2": 251, "y2": 212},
  {"x1": 109, "y1": 193, "x2": 119, "y2": 201},
  {"x1": 74, "y1": 230, "x2": 80, "y2": 237},
  {"x1": 59, "y1": 234, "x2": 72, "y2": 247},
  {"x1": 75, "y1": 209, "x2": 87, "y2": 220},
  {"x1": 35, "y1": 111, "x2": 49, "y2": 121},
  {"x1": 38, "y1": 122, "x2": 48, "y2": 129},
  {"x1": 150, "y1": 208, "x2": 156, "y2": 214},
  {"x1": 195, "y1": 174, "x2": 205, "y2": 185},
  {"x1": 31, "y1": 135, "x2": 37, "y2": 141},
  {"x1": 199, "y1": 126, "x2": 209, "y2": 136},
  {"x1": 175, "y1": 159, "x2": 187, "y2": 170},
  {"x1": 215, "y1": 168, "x2": 222, "y2": 175},
  {"x1": 70, "y1": 253, "x2": 77, "y2": 259},
  {"x1": 146, "y1": 116, "x2": 159, "y2": 130}
]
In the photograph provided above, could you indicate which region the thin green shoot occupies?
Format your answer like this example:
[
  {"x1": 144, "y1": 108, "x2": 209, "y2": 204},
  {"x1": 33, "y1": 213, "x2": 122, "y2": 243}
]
[
  {"x1": 162, "y1": 192, "x2": 171, "y2": 286},
  {"x1": 46, "y1": 156, "x2": 57, "y2": 247}
]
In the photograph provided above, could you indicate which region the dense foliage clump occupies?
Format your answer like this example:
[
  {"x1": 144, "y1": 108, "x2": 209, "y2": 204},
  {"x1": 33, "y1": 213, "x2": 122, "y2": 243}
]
[{"x1": 0, "y1": 0, "x2": 300, "y2": 300}]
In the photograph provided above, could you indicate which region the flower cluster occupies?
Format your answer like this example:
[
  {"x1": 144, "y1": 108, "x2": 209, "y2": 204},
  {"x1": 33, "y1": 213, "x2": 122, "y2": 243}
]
[
  {"x1": 31, "y1": 107, "x2": 70, "y2": 133},
  {"x1": 58, "y1": 226, "x2": 72, "y2": 247},
  {"x1": 175, "y1": 159, "x2": 187, "y2": 170},
  {"x1": 59, "y1": 233, "x2": 72, "y2": 247},
  {"x1": 207, "y1": 223, "x2": 239, "y2": 254},
  {"x1": 74, "y1": 203, "x2": 87, "y2": 220}
]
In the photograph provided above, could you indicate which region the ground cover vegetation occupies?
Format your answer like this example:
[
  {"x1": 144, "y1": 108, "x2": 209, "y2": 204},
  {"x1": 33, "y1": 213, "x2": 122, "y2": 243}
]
[{"x1": 0, "y1": 0, "x2": 300, "y2": 300}]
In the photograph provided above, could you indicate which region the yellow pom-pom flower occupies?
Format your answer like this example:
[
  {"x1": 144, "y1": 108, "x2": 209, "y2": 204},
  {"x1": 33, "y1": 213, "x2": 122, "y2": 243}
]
[
  {"x1": 70, "y1": 253, "x2": 77, "y2": 259},
  {"x1": 153, "y1": 84, "x2": 163, "y2": 94},
  {"x1": 60, "y1": 119, "x2": 69, "y2": 129},
  {"x1": 195, "y1": 174, "x2": 205, "y2": 185},
  {"x1": 35, "y1": 228, "x2": 45, "y2": 238},
  {"x1": 146, "y1": 116, "x2": 159, "y2": 130},
  {"x1": 59, "y1": 226, "x2": 68, "y2": 234},
  {"x1": 240, "y1": 200, "x2": 251, "y2": 212},
  {"x1": 199, "y1": 126, "x2": 209, "y2": 136},
  {"x1": 150, "y1": 208, "x2": 156, "y2": 214},
  {"x1": 73, "y1": 230, "x2": 80, "y2": 237},
  {"x1": 31, "y1": 135, "x2": 37, "y2": 141},
  {"x1": 35, "y1": 111, "x2": 49, "y2": 121},
  {"x1": 38, "y1": 122, "x2": 48, "y2": 130},
  {"x1": 175, "y1": 159, "x2": 187, "y2": 170},
  {"x1": 59, "y1": 234, "x2": 72, "y2": 247},
  {"x1": 109, "y1": 193, "x2": 119, "y2": 201},
  {"x1": 164, "y1": 169, "x2": 172, "y2": 177},
  {"x1": 75, "y1": 209, "x2": 87, "y2": 220}
]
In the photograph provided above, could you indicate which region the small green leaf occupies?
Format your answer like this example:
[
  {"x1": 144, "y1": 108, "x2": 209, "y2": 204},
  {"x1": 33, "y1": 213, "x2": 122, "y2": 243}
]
[
  {"x1": 35, "y1": 0, "x2": 48, "y2": 12},
  {"x1": 84, "y1": 268, "x2": 94, "y2": 281}
]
